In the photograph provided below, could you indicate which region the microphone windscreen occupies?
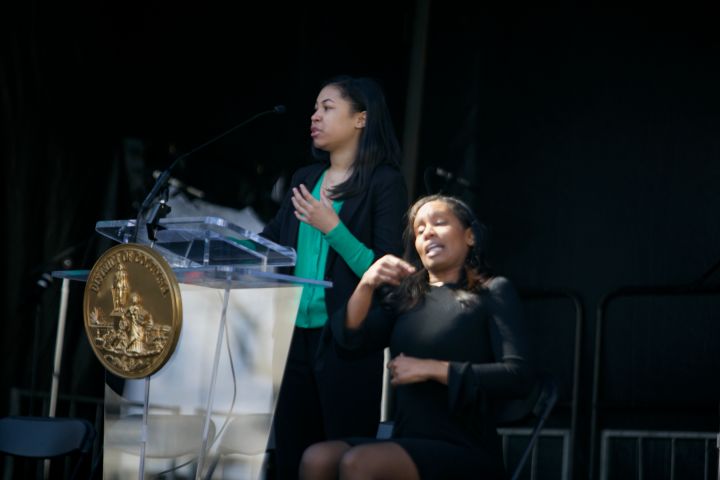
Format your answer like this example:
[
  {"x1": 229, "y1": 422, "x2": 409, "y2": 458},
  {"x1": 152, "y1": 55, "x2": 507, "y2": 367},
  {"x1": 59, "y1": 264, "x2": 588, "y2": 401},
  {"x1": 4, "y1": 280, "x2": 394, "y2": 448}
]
[{"x1": 274, "y1": 105, "x2": 287, "y2": 114}]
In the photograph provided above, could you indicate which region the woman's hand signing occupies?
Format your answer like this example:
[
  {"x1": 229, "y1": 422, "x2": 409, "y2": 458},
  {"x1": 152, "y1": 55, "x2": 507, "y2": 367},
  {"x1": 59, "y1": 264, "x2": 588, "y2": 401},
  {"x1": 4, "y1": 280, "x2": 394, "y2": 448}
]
[
  {"x1": 292, "y1": 184, "x2": 339, "y2": 234},
  {"x1": 359, "y1": 255, "x2": 416, "y2": 290},
  {"x1": 387, "y1": 353, "x2": 449, "y2": 386}
]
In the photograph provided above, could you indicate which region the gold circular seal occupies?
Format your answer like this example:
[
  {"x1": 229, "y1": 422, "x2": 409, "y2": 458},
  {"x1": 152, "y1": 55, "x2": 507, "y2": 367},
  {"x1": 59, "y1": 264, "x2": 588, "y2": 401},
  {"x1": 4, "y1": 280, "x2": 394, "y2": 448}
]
[{"x1": 83, "y1": 243, "x2": 182, "y2": 379}]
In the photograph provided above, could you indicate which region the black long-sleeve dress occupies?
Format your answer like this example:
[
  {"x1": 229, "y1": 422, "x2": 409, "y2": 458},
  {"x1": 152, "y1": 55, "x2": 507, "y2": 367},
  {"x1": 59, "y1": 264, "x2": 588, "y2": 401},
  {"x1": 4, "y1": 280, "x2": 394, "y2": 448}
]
[{"x1": 331, "y1": 277, "x2": 534, "y2": 479}]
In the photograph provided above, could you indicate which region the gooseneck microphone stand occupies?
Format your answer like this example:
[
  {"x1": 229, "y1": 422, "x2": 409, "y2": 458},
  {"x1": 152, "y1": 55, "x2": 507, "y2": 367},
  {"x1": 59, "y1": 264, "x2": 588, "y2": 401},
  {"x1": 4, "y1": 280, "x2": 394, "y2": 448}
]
[{"x1": 133, "y1": 105, "x2": 286, "y2": 243}]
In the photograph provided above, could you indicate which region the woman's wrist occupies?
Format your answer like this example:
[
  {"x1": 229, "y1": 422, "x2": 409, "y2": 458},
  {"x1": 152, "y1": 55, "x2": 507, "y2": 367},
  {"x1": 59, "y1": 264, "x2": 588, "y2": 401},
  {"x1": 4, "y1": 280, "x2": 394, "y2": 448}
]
[
  {"x1": 319, "y1": 217, "x2": 340, "y2": 235},
  {"x1": 427, "y1": 359, "x2": 450, "y2": 384},
  {"x1": 358, "y1": 275, "x2": 378, "y2": 291}
]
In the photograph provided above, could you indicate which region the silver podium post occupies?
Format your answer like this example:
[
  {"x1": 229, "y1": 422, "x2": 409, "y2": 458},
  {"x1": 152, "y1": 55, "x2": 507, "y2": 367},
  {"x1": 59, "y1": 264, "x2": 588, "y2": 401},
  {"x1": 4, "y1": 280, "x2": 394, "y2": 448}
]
[
  {"x1": 45, "y1": 277, "x2": 71, "y2": 479},
  {"x1": 49, "y1": 277, "x2": 71, "y2": 417}
]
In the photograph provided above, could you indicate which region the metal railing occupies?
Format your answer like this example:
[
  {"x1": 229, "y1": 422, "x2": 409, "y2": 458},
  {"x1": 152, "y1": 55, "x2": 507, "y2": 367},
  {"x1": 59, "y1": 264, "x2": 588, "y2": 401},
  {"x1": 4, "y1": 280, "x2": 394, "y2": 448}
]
[
  {"x1": 499, "y1": 427, "x2": 571, "y2": 480},
  {"x1": 589, "y1": 276, "x2": 720, "y2": 479},
  {"x1": 599, "y1": 429, "x2": 718, "y2": 480},
  {"x1": 519, "y1": 288, "x2": 584, "y2": 479}
]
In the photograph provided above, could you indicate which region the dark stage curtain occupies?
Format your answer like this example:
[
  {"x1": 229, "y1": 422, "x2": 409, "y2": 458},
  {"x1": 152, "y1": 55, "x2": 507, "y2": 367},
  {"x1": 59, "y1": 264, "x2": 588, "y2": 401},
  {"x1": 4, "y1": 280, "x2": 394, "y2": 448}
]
[{"x1": 0, "y1": 2, "x2": 135, "y2": 416}]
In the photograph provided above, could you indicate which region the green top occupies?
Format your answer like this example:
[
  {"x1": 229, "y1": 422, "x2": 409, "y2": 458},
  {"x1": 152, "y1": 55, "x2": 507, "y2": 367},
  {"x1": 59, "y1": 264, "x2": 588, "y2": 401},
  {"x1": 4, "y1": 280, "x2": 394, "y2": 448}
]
[{"x1": 293, "y1": 171, "x2": 375, "y2": 328}]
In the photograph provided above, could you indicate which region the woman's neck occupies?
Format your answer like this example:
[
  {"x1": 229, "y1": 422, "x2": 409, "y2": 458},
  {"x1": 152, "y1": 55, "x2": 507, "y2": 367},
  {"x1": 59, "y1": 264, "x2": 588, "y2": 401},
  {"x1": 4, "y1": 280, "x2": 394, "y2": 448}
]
[
  {"x1": 322, "y1": 157, "x2": 354, "y2": 195},
  {"x1": 329, "y1": 145, "x2": 357, "y2": 171},
  {"x1": 427, "y1": 267, "x2": 462, "y2": 286}
]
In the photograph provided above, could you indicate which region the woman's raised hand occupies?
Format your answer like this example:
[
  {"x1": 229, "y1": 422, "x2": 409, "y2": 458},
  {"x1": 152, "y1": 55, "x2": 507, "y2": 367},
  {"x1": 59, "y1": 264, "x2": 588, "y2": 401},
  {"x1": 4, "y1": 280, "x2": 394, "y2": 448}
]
[
  {"x1": 360, "y1": 254, "x2": 416, "y2": 289},
  {"x1": 292, "y1": 184, "x2": 340, "y2": 234}
]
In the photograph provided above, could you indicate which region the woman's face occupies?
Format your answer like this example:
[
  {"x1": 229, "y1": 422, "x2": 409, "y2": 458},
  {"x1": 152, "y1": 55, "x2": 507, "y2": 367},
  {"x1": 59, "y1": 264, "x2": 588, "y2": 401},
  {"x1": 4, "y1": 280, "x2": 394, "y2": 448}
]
[
  {"x1": 310, "y1": 85, "x2": 366, "y2": 153},
  {"x1": 413, "y1": 200, "x2": 474, "y2": 281}
]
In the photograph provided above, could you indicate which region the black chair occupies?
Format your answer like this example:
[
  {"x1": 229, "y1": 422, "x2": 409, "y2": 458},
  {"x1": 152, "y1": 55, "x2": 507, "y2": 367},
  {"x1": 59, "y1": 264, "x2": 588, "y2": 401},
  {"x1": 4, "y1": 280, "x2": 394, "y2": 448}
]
[
  {"x1": 0, "y1": 415, "x2": 96, "y2": 479},
  {"x1": 496, "y1": 371, "x2": 559, "y2": 480}
]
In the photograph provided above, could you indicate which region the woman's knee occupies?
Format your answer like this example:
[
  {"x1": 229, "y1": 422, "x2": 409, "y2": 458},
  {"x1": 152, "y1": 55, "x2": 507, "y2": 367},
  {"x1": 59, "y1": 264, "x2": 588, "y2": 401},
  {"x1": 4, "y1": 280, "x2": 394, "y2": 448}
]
[
  {"x1": 299, "y1": 441, "x2": 348, "y2": 480},
  {"x1": 339, "y1": 443, "x2": 420, "y2": 480},
  {"x1": 338, "y1": 447, "x2": 371, "y2": 477}
]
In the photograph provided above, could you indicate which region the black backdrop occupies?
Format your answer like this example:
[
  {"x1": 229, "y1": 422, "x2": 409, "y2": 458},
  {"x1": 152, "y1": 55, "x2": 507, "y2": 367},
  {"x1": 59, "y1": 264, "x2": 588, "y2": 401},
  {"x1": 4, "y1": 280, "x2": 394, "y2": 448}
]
[{"x1": 2, "y1": 3, "x2": 719, "y2": 478}]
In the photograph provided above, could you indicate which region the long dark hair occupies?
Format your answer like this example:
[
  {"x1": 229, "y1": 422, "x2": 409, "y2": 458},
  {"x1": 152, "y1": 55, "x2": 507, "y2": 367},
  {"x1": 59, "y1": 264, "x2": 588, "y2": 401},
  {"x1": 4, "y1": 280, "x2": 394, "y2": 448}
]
[
  {"x1": 311, "y1": 75, "x2": 401, "y2": 199},
  {"x1": 386, "y1": 194, "x2": 493, "y2": 312}
]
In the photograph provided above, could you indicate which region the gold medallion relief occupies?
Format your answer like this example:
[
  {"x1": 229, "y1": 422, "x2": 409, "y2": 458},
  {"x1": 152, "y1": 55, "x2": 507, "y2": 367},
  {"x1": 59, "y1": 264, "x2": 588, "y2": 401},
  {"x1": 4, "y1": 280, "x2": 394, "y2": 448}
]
[{"x1": 83, "y1": 243, "x2": 182, "y2": 379}]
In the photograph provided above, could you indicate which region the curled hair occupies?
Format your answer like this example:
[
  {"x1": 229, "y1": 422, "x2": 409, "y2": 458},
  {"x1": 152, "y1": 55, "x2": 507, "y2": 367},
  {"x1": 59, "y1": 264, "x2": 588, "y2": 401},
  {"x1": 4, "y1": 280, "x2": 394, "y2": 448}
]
[
  {"x1": 384, "y1": 195, "x2": 493, "y2": 312},
  {"x1": 311, "y1": 75, "x2": 401, "y2": 199}
]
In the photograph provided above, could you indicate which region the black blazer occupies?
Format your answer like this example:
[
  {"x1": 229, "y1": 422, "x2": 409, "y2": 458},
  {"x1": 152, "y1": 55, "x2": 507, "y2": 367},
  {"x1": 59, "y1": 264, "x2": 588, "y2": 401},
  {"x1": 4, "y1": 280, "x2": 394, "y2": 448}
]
[{"x1": 261, "y1": 161, "x2": 408, "y2": 323}]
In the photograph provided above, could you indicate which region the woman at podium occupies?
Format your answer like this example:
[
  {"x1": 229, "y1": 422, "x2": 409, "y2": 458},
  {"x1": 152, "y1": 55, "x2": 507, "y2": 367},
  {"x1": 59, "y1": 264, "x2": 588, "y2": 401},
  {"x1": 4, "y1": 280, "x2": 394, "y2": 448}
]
[{"x1": 260, "y1": 75, "x2": 408, "y2": 478}]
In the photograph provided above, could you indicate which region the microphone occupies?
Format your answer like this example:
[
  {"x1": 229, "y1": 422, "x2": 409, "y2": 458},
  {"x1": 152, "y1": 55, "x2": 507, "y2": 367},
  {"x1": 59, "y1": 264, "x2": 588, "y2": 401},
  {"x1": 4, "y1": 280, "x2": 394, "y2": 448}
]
[
  {"x1": 435, "y1": 167, "x2": 471, "y2": 187},
  {"x1": 424, "y1": 166, "x2": 480, "y2": 194},
  {"x1": 152, "y1": 170, "x2": 205, "y2": 199},
  {"x1": 134, "y1": 105, "x2": 286, "y2": 241}
]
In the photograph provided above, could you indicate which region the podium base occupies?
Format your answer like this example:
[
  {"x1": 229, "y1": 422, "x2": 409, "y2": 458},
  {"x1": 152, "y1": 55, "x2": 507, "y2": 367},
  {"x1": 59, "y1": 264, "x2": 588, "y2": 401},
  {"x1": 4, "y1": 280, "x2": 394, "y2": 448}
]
[{"x1": 102, "y1": 284, "x2": 301, "y2": 479}]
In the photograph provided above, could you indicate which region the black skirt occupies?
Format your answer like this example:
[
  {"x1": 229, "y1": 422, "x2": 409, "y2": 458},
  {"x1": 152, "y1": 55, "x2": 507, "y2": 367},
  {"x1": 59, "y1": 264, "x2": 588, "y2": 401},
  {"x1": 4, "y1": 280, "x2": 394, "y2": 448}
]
[{"x1": 343, "y1": 436, "x2": 506, "y2": 480}]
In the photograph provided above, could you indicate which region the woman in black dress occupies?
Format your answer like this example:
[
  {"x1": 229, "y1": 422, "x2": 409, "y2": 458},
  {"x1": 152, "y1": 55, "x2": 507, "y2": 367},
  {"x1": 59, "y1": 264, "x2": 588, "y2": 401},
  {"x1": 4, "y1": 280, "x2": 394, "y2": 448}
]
[{"x1": 299, "y1": 194, "x2": 535, "y2": 480}]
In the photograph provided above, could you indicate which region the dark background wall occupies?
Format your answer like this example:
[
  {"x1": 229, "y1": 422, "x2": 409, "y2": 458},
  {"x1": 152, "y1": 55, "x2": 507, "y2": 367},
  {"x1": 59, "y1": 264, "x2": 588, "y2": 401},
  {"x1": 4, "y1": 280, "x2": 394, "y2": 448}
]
[
  {"x1": 418, "y1": 6, "x2": 720, "y2": 477},
  {"x1": 2, "y1": 2, "x2": 719, "y2": 478}
]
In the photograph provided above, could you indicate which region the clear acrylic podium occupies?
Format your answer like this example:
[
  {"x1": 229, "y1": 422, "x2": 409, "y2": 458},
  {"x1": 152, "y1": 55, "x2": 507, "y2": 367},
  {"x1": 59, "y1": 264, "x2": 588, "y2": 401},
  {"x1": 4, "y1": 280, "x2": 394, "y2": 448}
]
[{"x1": 55, "y1": 217, "x2": 330, "y2": 479}]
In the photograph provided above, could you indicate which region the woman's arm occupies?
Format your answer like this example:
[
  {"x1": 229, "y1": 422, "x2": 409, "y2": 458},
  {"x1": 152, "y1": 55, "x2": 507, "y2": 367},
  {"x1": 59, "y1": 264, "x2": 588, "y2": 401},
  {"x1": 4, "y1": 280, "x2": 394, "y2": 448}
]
[
  {"x1": 291, "y1": 166, "x2": 408, "y2": 277},
  {"x1": 323, "y1": 219, "x2": 375, "y2": 278},
  {"x1": 331, "y1": 255, "x2": 415, "y2": 351},
  {"x1": 322, "y1": 167, "x2": 407, "y2": 276},
  {"x1": 447, "y1": 277, "x2": 535, "y2": 410},
  {"x1": 289, "y1": 184, "x2": 374, "y2": 275},
  {"x1": 346, "y1": 255, "x2": 415, "y2": 329}
]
